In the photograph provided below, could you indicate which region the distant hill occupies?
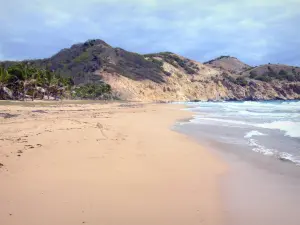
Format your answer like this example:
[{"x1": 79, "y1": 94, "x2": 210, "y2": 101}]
[
  {"x1": 31, "y1": 39, "x2": 167, "y2": 84},
  {"x1": 1, "y1": 39, "x2": 300, "y2": 101},
  {"x1": 242, "y1": 64, "x2": 300, "y2": 82},
  {"x1": 204, "y1": 56, "x2": 252, "y2": 74}
]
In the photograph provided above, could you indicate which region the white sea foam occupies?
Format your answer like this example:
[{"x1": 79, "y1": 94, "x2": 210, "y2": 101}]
[
  {"x1": 248, "y1": 139, "x2": 300, "y2": 165},
  {"x1": 190, "y1": 116, "x2": 300, "y2": 138},
  {"x1": 181, "y1": 100, "x2": 300, "y2": 165},
  {"x1": 190, "y1": 117, "x2": 249, "y2": 127},
  {"x1": 244, "y1": 130, "x2": 266, "y2": 138},
  {"x1": 256, "y1": 121, "x2": 300, "y2": 138},
  {"x1": 248, "y1": 139, "x2": 274, "y2": 155}
]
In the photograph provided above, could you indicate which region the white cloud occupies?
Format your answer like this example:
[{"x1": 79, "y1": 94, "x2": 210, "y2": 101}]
[
  {"x1": 10, "y1": 37, "x2": 26, "y2": 43},
  {"x1": 43, "y1": 8, "x2": 72, "y2": 27},
  {"x1": 0, "y1": 0, "x2": 299, "y2": 64}
]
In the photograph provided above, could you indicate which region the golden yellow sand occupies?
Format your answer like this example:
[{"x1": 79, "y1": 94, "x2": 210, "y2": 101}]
[{"x1": 0, "y1": 102, "x2": 227, "y2": 225}]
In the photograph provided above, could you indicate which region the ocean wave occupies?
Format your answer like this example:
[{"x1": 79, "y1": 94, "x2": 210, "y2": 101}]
[
  {"x1": 190, "y1": 117, "x2": 250, "y2": 127},
  {"x1": 181, "y1": 101, "x2": 300, "y2": 166},
  {"x1": 244, "y1": 130, "x2": 266, "y2": 138},
  {"x1": 190, "y1": 117, "x2": 300, "y2": 138},
  {"x1": 248, "y1": 139, "x2": 274, "y2": 155},
  {"x1": 237, "y1": 110, "x2": 299, "y2": 119},
  {"x1": 187, "y1": 101, "x2": 300, "y2": 115},
  {"x1": 256, "y1": 121, "x2": 300, "y2": 138},
  {"x1": 248, "y1": 139, "x2": 300, "y2": 165}
]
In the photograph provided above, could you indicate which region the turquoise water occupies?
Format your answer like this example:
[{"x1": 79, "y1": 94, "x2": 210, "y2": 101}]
[{"x1": 176, "y1": 101, "x2": 300, "y2": 165}]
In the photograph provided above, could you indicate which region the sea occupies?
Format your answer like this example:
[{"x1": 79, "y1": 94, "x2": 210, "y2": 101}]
[
  {"x1": 174, "y1": 100, "x2": 300, "y2": 166},
  {"x1": 174, "y1": 100, "x2": 300, "y2": 225}
]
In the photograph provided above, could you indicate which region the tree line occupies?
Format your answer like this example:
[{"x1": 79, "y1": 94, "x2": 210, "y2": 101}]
[{"x1": 0, "y1": 63, "x2": 112, "y2": 100}]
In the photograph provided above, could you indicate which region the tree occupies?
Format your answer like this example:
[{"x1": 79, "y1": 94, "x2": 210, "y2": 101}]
[
  {"x1": 7, "y1": 63, "x2": 37, "y2": 100},
  {"x1": 0, "y1": 67, "x2": 11, "y2": 88},
  {"x1": 256, "y1": 75, "x2": 271, "y2": 82},
  {"x1": 235, "y1": 77, "x2": 248, "y2": 86},
  {"x1": 45, "y1": 72, "x2": 60, "y2": 100},
  {"x1": 0, "y1": 67, "x2": 14, "y2": 99},
  {"x1": 0, "y1": 64, "x2": 112, "y2": 101},
  {"x1": 279, "y1": 69, "x2": 287, "y2": 76},
  {"x1": 249, "y1": 70, "x2": 257, "y2": 79},
  {"x1": 73, "y1": 83, "x2": 112, "y2": 99}
]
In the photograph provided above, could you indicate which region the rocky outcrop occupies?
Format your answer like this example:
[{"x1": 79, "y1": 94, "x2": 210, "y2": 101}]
[{"x1": 100, "y1": 55, "x2": 300, "y2": 101}]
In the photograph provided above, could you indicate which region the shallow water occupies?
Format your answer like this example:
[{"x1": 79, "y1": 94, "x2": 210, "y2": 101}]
[
  {"x1": 175, "y1": 100, "x2": 300, "y2": 165},
  {"x1": 174, "y1": 100, "x2": 300, "y2": 225}
]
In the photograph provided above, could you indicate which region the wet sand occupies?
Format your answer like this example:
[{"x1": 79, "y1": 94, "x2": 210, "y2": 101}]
[
  {"x1": 223, "y1": 156, "x2": 300, "y2": 225},
  {"x1": 174, "y1": 122, "x2": 300, "y2": 225},
  {"x1": 0, "y1": 102, "x2": 226, "y2": 225}
]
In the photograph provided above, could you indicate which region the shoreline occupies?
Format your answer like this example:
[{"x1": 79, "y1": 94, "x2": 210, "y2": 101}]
[
  {"x1": 0, "y1": 102, "x2": 227, "y2": 225},
  {"x1": 175, "y1": 115, "x2": 300, "y2": 225}
]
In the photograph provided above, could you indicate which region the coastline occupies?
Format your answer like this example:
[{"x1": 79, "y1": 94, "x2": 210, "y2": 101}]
[
  {"x1": 174, "y1": 109, "x2": 300, "y2": 225},
  {"x1": 0, "y1": 102, "x2": 227, "y2": 225}
]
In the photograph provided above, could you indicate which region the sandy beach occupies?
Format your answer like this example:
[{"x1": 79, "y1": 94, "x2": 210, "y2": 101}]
[{"x1": 0, "y1": 102, "x2": 227, "y2": 225}]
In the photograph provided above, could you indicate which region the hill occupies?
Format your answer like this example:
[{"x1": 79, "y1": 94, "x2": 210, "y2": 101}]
[
  {"x1": 1, "y1": 39, "x2": 300, "y2": 101},
  {"x1": 242, "y1": 64, "x2": 300, "y2": 82},
  {"x1": 35, "y1": 39, "x2": 168, "y2": 84},
  {"x1": 204, "y1": 56, "x2": 252, "y2": 74}
]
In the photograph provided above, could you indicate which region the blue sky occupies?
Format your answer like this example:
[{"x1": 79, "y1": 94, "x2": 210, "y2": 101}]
[{"x1": 1, "y1": 0, "x2": 299, "y2": 66}]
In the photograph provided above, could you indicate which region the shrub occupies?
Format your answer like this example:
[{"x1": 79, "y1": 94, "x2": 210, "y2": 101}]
[
  {"x1": 235, "y1": 77, "x2": 248, "y2": 86},
  {"x1": 73, "y1": 83, "x2": 112, "y2": 99},
  {"x1": 224, "y1": 75, "x2": 235, "y2": 83},
  {"x1": 256, "y1": 75, "x2": 271, "y2": 82},
  {"x1": 286, "y1": 74, "x2": 296, "y2": 82},
  {"x1": 73, "y1": 52, "x2": 90, "y2": 63},
  {"x1": 279, "y1": 69, "x2": 287, "y2": 76},
  {"x1": 176, "y1": 72, "x2": 183, "y2": 78},
  {"x1": 185, "y1": 67, "x2": 197, "y2": 75},
  {"x1": 163, "y1": 71, "x2": 172, "y2": 76},
  {"x1": 267, "y1": 67, "x2": 278, "y2": 78},
  {"x1": 148, "y1": 58, "x2": 163, "y2": 68},
  {"x1": 249, "y1": 70, "x2": 257, "y2": 79}
]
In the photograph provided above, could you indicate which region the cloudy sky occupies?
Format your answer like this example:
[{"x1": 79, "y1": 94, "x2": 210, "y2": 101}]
[{"x1": 1, "y1": 0, "x2": 299, "y2": 65}]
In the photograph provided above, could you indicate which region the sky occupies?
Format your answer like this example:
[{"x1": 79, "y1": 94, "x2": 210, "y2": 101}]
[{"x1": 0, "y1": 0, "x2": 300, "y2": 66}]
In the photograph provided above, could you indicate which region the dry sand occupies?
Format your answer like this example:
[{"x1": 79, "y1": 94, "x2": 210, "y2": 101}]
[{"x1": 0, "y1": 102, "x2": 227, "y2": 225}]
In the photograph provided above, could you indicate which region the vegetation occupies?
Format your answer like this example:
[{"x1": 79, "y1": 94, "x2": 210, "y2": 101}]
[
  {"x1": 249, "y1": 67, "x2": 300, "y2": 82},
  {"x1": 249, "y1": 70, "x2": 258, "y2": 79},
  {"x1": 204, "y1": 55, "x2": 232, "y2": 64},
  {"x1": 146, "y1": 57, "x2": 163, "y2": 67},
  {"x1": 73, "y1": 52, "x2": 90, "y2": 63},
  {"x1": 72, "y1": 83, "x2": 112, "y2": 99},
  {"x1": 235, "y1": 77, "x2": 248, "y2": 86},
  {"x1": 256, "y1": 75, "x2": 272, "y2": 82},
  {"x1": 0, "y1": 63, "x2": 112, "y2": 100},
  {"x1": 0, "y1": 63, "x2": 73, "y2": 100},
  {"x1": 222, "y1": 73, "x2": 248, "y2": 86},
  {"x1": 145, "y1": 52, "x2": 199, "y2": 75}
]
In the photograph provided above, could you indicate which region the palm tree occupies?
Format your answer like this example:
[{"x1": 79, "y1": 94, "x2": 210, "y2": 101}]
[
  {"x1": 8, "y1": 63, "x2": 37, "y2": 100},
  {"x1": 42, "y1": 70, "x2": 59, "y2": 100},
  {"x1": 58, "y1": 77, "x2": 73, "y2": 99},
  {"x1": 0, "y1": 67, "x2": 14, "y2": 99},
  {"x1": 1, "y1": 64, "x2": 76, "y2": 101},
  {"x1": 31, "y1": 68, "x2": 47, "y2": 100}
]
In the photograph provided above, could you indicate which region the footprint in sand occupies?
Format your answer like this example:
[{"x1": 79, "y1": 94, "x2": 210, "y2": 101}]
[
  {"x1": 25, "y1": 145, "x2": 35, "y2": 149},
  {"x1": 96, "y1": 123, "x2": 107, "y2": 138}
]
